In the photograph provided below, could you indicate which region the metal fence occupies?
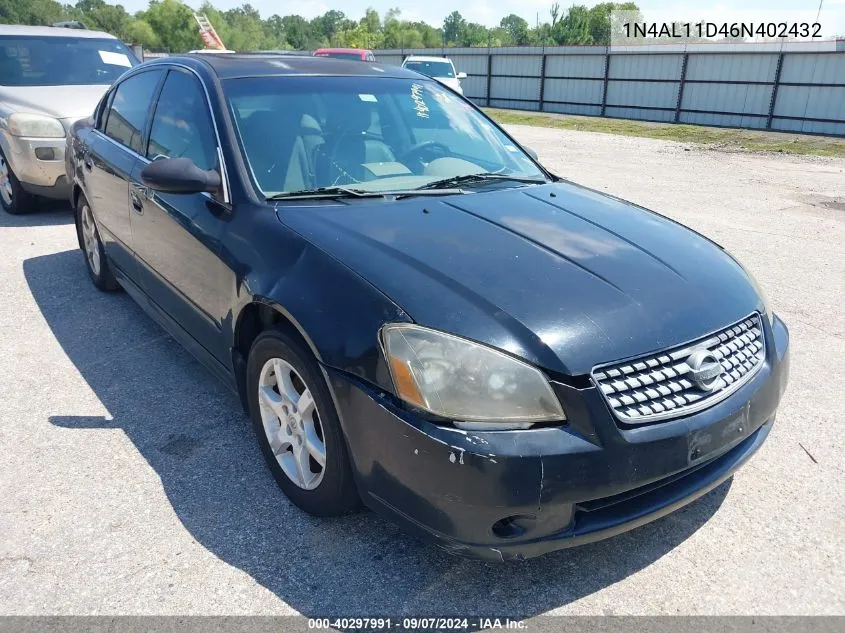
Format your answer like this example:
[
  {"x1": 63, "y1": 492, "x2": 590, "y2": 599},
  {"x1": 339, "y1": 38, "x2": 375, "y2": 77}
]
[{"x1": 375, "y1": 41, "x2": 845, "y2": 136}]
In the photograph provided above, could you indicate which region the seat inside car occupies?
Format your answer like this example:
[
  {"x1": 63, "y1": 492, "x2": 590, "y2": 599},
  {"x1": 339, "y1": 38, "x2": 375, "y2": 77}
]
[
  {"x1": 316, "y1": 95, "x2": 395, "y2": 185},
  {"x1": 238, "y1": 109, "x2": 312, "y2": 193}
]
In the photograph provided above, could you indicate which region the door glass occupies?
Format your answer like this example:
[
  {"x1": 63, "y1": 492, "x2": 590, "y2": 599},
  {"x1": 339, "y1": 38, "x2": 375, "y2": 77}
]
[
  {"x1": 147, "y1": 70, "x2": 217, "y2": 171},
  {"x1": 104, "y1": 70, "x2": 163, "y2": 153}
]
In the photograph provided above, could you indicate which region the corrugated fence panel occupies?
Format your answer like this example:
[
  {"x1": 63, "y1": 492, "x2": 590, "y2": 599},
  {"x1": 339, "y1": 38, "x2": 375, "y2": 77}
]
[
  {"x1": 490, "y1": 98, "x2": 540, "y2": 111},
  {"x1": 492, "y1": 55, "x2": 543, "y2": 77},
  {"x1": 543, "y1": 78, "x2": 604, "y2": 105},
  {"x1": 683, "y1": 83, "x2": 772, "y2": 115},
  {"x1": 772, "y1": 117, "x2": 845, "y2": 136},
  {"x1": 685, "y1": 53, "x2": 780, "y2": 82},
  {"x1": 375, "y1": 54, "x2": 403, "y2": 66},
  {"x1": 490, "y1": 76, "x2": 541, "y2": 102},
  {"x1": 605, "y1": 106, "x2": 675, "y2": 122},
  {"x1": 610, "y1": 54, "x2": 683, "y2": 79},
  {"x1": 607, "y1": 80, "x2": 678, "y2": 109},
  {"x1": 544, "y1": 102, "x2": 603, "y2": 116},
  {"x1": 780, "y1": 53, "x2": 845, "y2": 84},
  {"x1": 544, "y1": 54, "x2": 605, "y2": 78},
  {"x1": 774, "y1": 86, "x2": 845, "y2": 119},
  {"x1": 679, "y1": 111, "x2": 767, "y2": 129},
  {"x1": 462, "y1": 75, "x2": 487, "y2": 100},
  {"x1": 450, "y1": 55, "x2": 487, "y2": 75}
]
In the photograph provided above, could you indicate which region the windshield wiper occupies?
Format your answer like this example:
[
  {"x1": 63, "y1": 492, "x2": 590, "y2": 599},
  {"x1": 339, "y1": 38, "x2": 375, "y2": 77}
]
[
  {"x1": 416, "y1": 173, "x2": 547, "y2": 191},
  {"x1": 267, "y1": 186, "x2": 384, "y2": 201},
  {"x1": 268, "y1": 186, "x2": 470, "y2": 201}
]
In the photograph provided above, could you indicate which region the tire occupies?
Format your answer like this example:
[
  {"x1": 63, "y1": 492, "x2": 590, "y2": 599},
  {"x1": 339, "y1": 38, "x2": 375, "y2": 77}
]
[
  {"x1": 0, "y1": 150, "x2": 37, "y2": 215},
  {"x1": 247, "y1": 327, "x2": 359, "y2": 516},
  {"x1": 75, "y1": 194, "x2": 120, "y2": 292}
]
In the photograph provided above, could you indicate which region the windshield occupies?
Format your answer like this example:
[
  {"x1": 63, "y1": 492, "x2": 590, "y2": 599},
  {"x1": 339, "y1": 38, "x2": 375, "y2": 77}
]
[
  {"x1": 0, "y1": 36, "x2": 136, "y2": 87},
  {"x1": 403, "y1": 60, "x2": 455, "y2": 78},
  {"x1": 225, "y1": 76, "x2": 544, "y2": 197},
  {"x1": 316, "y1": 52, "x2": 363, "y2": 61}
]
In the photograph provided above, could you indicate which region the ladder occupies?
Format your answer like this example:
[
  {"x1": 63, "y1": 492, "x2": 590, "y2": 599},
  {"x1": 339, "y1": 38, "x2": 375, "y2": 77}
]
[{"x1": 194, "y1": 13, "x2": 226, "y2": 50}]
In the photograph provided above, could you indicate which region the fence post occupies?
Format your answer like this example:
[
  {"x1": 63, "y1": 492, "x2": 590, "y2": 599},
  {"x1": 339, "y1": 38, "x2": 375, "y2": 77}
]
[
  {"x1": 767, "y1": 52, "x2": 785, "y2": 130},
  {"x1": 600, "y1": 49, "x2": 610, "y2": 117},
  {"x1": 674, "y1": 52, "x2": 689, "y2": 123},
  {"x1": 486, "y1": 53, "x2": 493, "y2": 107},
  {"x1": 539, "y1": 52, "x2": 547, "y2": 113}
]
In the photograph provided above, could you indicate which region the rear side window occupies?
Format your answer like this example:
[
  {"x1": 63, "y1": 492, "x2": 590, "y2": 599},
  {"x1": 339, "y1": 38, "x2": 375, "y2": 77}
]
[
  {"x1": 146, "y1": 70, "x2": 217, "y2": 171},
  {"x1": 104, "y1": 70, "x2": 163, "y2": 153}
]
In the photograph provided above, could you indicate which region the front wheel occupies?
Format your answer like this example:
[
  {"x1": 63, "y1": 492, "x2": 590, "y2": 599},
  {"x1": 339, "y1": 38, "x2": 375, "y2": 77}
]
[
  {"x1": 0, "y1": 151, "x2": 37, "y2": 215},
  {"x1": 247, "y1": 328, "x2": 359, "y2": 516}
]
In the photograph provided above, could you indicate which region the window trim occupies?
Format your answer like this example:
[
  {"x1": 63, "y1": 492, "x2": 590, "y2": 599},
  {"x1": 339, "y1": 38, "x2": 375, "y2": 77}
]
[
  {"x1": 144, "y1": 67, "x2": 218, "y2": 173},
  {"x1": 96, "y1": 62, "x2": 230, "y2": 205},
  {"x1": 101, "y1": 67, "x2": 166, "y2": 154}
]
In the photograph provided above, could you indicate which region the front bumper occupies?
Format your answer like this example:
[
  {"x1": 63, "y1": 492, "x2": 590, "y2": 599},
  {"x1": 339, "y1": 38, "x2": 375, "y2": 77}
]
[
  {"x1": 327, "y1": 315, "x2": 789, "y2": 561},
  {"x1": 0, "y1": 133, "x2": 69, "y2": 199}
]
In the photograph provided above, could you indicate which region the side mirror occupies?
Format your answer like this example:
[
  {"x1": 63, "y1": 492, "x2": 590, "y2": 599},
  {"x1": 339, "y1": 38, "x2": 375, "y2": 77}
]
[
  {"x1": 457, "y1": 71, "x2": 467, "y2": 79},
  {"x1": 140, "y1": 157, "x2": 221, "y2": 195},
  {"x1": 524, "y1": 146, "x2": 539, "y2": 161}
]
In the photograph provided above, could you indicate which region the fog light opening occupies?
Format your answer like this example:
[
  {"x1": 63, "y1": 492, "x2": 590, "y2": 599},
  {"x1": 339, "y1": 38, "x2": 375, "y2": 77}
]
[
  {"x1": 491, "y1": 514, "x2": 536, "y2": 539},
  {"x1": 34, "y1": 147, "x2": 57, "y2": 161}
]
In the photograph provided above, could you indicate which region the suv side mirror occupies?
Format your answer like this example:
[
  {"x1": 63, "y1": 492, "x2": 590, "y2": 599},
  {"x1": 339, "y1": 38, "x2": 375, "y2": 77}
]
[
  {"x1": 140, "y1": 157, "x2": 220, "y2": 195},
  {"x1": 524, "y1": 146, "x2": 539, "y2": 160},
  {"x1": 457, "y1": 71, "x2": 467, "y2": 79}
]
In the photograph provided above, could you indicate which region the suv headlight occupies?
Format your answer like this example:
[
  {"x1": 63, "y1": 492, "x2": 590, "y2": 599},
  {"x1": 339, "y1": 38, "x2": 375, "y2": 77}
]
[
  {"x1": 745, "y1": 269, "x2": 775, "y2": 326},
  {"x1": 381, "y1": 324, "x2": 566, "y2": 430},
  {"x1": 7, "y1": 113, "x2": 65, "y2": 138}
]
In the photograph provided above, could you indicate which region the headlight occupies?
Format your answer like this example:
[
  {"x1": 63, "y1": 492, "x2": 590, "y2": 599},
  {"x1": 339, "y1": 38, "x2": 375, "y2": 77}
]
[
  {"x1": 7, "y1": 113, "x2": 65, "y2": 138},
  {"x1": 381, "y1": 324, "x2": 566, "y2": 430},
  {"x1": 746, "y1": 269, "x2": 775, "y2": 326}
]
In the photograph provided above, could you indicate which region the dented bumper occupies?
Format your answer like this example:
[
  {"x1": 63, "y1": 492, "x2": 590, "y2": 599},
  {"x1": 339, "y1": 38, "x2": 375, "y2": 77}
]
[{"x1": 325, "y1": 316, "x2": 789, "y2": 561}]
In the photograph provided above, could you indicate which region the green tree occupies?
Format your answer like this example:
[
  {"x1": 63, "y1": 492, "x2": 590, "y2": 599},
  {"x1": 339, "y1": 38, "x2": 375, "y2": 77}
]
[
  {"x1": 460, "y1": 22, "x2": 489, "y2": 47},
  {"x1": 442, "y1": 11, "x2": 465, "y2": 45},
  {"x1": 140, "y1": 0, "x2": 200, "y2": 52},
  {"x1": 500, "y1": 14, "x2": 530, "y2": 45},
  {"x1": 281, "y1": 15, "x2": 314, "y2": 50},
  {"x1": 0, "y1": 0, "x2": 69, "y2": 25}
]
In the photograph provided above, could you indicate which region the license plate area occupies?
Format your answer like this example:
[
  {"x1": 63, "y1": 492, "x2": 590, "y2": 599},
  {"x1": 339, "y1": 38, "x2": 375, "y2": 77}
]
[{"x1": 688, "y1": 405, "x2": 750, "y2": 463}]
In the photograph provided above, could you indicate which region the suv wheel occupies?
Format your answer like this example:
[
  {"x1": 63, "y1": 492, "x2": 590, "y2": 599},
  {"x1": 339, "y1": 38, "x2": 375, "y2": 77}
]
[
  {"x1": 0, "y1": 151, "x2": 37, "y2": 215},
  {"x1": 247, "y1": 328, "x2": 359, "y2": 516}
]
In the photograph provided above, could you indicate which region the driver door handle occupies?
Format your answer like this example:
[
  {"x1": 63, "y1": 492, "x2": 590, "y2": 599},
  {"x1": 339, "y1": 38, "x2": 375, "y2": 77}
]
[{"x1": 130, "y1": 184, "x2": 148, "y2": 212}]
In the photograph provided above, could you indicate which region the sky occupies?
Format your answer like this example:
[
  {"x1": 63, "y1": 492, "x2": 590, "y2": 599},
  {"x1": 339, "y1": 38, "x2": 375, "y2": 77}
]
[{"x1": 117, "y1": 1, "x2": 844, "y2": 31}]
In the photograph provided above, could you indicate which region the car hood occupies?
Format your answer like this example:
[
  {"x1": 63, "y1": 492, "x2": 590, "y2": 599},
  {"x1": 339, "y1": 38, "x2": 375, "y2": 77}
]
[
  {"x1": 278, "y1": 182, "x2": 763, "y2": 376},
  {"x1": 0, "y1": 84, "x2": 109, "y2": 122}
]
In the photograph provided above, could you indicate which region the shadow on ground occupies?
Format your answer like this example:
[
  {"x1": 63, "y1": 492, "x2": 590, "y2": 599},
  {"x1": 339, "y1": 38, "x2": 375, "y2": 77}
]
[
  {"x1": 25, "y1": 248, "x2": 731, "y2": 617},
  {"x1": 0, "y1": 200, "x2": 74, "y2": 228}
]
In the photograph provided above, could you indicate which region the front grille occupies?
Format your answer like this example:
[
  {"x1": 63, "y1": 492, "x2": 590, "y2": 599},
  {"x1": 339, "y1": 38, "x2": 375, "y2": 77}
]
[{"x1": 593, "y1": 314, "x2": 765, "y2": 424}]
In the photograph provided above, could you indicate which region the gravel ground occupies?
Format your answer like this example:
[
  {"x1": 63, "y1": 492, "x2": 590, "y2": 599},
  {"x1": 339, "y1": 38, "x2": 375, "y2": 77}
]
[{"x1": 0, "y1": 126, "x2": 843, "y2": 617}]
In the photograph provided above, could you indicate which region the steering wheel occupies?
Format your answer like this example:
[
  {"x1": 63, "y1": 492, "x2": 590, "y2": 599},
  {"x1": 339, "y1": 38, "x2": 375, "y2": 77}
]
[{"x1": 397, "y1": 141, "x2": 450, "y2": 170}]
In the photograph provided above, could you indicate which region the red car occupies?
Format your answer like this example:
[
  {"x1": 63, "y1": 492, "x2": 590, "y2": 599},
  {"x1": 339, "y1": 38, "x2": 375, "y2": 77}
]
[{"x1": 313, "y1": 47, "x2": 375, "y2": 62}]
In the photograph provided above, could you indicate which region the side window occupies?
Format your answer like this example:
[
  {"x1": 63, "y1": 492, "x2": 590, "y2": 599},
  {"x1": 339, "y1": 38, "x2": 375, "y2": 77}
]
[
  {"x1": 146, "y1": 70, "x2": 217, "y2": 171},
  {"x1": 104, "y1": 70, "x2": 163, "y2": 153},
  {"x1": 95, "y1": 90, "x2": 114, "y2": 131}
]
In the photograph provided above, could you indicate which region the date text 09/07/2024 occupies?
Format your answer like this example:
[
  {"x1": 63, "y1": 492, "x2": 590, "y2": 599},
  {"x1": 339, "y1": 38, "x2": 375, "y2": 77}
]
[
  {"x1": 308, "y1": 618, "x2": 526, "y2": 630},
  {"x1": 623, "y1": 21, "x2": 823, "y2": 39}
]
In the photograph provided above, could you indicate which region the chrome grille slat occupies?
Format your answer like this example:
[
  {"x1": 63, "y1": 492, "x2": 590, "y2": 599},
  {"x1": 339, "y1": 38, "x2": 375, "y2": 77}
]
[{"x1": 592, "y1": 314, "x2": 765, "y2": 424}]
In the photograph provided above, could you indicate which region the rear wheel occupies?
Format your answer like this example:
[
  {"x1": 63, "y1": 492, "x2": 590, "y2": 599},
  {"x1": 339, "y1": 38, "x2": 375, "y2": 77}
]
[
  {"x1": 0, "y1": 151, "x2": 37, "y2": 215},
  {"x1": 247, "y1": 328, "x2": 359, "y2": 516},
  {"x1": 75, "y1": 195, "x2": 119, "y2": 291}
]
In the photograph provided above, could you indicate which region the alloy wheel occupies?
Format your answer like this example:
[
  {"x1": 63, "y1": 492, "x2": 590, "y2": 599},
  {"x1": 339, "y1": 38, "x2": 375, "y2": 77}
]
[
  {"x1": 257, "y1": 357, "x2": 327, "y2": 490},
  {"x1": 80, "y1": 203, "x2": 101, "y2": 276},
  {"x1": 0, "y1": 155, "x2": 13, "y2": 207}
]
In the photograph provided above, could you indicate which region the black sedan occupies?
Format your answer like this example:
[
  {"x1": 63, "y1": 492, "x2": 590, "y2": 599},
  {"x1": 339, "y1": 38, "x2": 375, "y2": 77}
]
[{"x1": 66, "y1": 54, "x2": 790, "y2": 561}]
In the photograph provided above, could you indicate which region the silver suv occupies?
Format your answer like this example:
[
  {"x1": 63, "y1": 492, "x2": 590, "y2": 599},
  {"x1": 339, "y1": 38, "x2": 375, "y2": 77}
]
[{"x1": 0, "y1": 24, "x2": 138, "y2": 214}]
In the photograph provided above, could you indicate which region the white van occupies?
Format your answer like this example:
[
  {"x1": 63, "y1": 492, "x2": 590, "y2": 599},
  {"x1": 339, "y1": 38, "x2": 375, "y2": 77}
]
[{"x1": 401, "y1": 55, "x2": 466, "y2": 95}]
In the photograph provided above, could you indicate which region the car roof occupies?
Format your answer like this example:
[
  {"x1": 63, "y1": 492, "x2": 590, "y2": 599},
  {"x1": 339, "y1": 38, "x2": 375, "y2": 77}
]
[
  {"x1": 404, "y1": 56, "x2": 452, "y2": 63},
  {"x1": 0, "y1": 24, "x2": 117, "y2": 39},
  {"x1": 314, "y1": 48, "x2": 371, "y2": 54},
  {"x1": 156, "y1": 53, "x2": 420, "y2": 80}
]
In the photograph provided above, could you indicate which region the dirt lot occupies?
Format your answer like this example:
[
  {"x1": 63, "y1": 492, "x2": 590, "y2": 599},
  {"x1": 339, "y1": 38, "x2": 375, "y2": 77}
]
[{"x1": 1, "y1": 126, "x2": 843, "y2": 616}]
